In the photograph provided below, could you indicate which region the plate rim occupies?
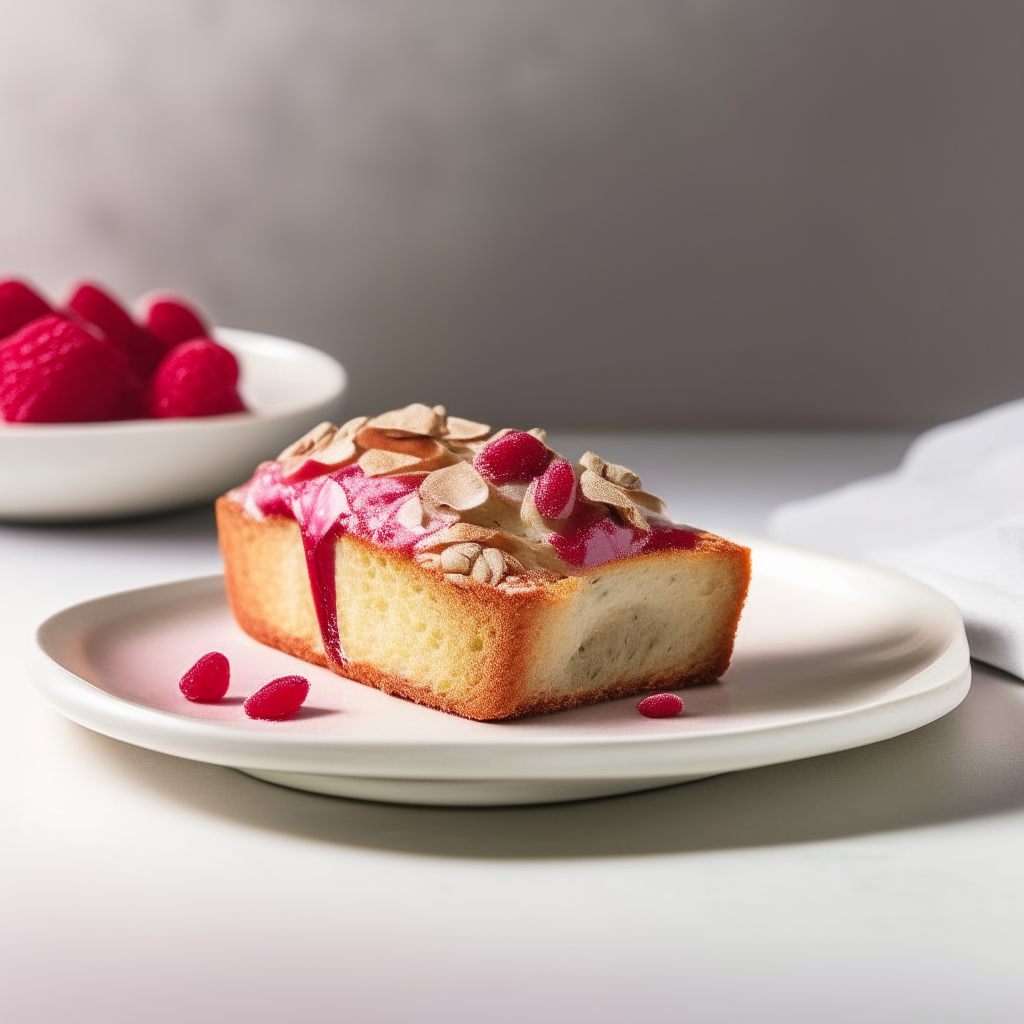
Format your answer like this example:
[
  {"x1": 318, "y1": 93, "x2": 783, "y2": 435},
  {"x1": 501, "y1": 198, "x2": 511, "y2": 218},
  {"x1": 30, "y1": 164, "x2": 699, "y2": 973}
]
[{"x1": 28, "y1": 541, "x2": 972, "y2": 782}]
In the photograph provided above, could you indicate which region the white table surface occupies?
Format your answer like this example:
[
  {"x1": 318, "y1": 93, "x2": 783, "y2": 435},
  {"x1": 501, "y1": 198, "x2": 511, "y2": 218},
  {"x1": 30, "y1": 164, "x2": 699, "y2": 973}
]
[{"x1": 6, "y1": 431, "x2": 1024, "y2": 1024}]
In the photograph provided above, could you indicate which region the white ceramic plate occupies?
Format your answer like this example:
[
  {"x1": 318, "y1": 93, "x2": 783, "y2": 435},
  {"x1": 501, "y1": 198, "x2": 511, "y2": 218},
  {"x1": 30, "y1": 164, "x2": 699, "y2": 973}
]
[
  {"x1": 0, "y1": 327, "x2": 346, "y2": 521},
  {"x1": 28, "y1": 541, "x2": 971, "y2": 806}
]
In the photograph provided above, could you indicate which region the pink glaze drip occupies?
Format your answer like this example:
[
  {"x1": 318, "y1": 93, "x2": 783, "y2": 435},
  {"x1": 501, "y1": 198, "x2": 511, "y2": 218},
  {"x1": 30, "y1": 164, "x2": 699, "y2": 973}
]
[
  {"x1": 239, "y1": 462, "x2": 436, "y2": 663},
  {"x1": 236, "y1": 461, "x2": 698, "y2": 660},
  {"x1": 548, "y1": 508, "x2": 697, "y2": 568}
]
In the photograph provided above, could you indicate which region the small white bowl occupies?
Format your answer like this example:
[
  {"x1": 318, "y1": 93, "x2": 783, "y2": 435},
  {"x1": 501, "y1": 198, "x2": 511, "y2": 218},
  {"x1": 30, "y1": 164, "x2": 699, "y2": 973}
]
[{"x1": 0, "y1": 327, "x2": 346, "y2": 521}]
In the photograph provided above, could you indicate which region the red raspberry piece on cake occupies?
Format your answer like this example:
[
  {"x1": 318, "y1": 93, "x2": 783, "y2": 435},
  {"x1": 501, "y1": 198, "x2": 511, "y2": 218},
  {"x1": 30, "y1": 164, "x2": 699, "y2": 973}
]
[
  {"x1": 0, "y1": 314, "x2": 139, "y2": 422},
  {"x1": 244, "y1": 675, "x2": 310, "y2": 720},
  {"x1": 473, "y1": 430, "x2": 550, "y2": 484},
  {"x1": 0, "y1": 279, "x2": 51, "y2": 341},
  {"x1": 148, "y1": 338, "x2": 246, "y2": 418},
  {"x1": 533, "y1": 458, "x2": 577, "y2": 518},
  {"x1": 66, "y1": 281, "x2": 166, "y2": 380},
  {"x1": 142, "y1": 293, "x2": 210, "y2": 349},
  {"x1": 637, "y1": 692, "x2": 684, "y2": 718},
  {"x1": 179, "y1": 652, "x2": 231, "y2": 702}
]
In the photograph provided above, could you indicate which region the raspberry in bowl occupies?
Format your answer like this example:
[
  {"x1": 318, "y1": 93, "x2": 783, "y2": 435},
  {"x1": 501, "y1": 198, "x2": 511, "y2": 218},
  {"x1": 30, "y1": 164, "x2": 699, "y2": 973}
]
[{"x1": 0, "y1": 277, "x2": 346, "y2": 520}]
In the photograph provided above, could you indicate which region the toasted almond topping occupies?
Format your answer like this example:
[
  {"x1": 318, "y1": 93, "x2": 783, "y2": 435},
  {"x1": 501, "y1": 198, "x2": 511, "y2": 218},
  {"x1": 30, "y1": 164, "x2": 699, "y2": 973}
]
[
  {"x1": 358, "y1": 449, "x2": 424, "y2": 477},
  {"x1": 338, "y1": 415, "x2": 370, "y2": 438},
  {"x1": 579, "y1": 469, "x2": 650, "y2": 531},
  {"x1": 443, "y1": 416, "x2": 491, "y2": 442},
  {"x1": 414, "y1": 552, "x2": 442, "y2": 570},
  {"x1": 354, "y1": 426, "x2": 446, "y2": 460},
  {"x1": 368, "y1": 403, "x2": 444, "y2": 437},
  {"x1": 580, "y1": 451, "x2": 605, "y2": 475},
  {"x1": 471, "y1": 552, "x2": 494, "y2": 584},
  {"x1": 397, "y1": 494, "x2": 426, "y2": 531},
  {"x1": 277, "y1": 421, "x2": 337, "y2": 461},
  {"x1": 519, "y1": 484, "x2": 547, "y2": 535},
  {"x1": 433, "y1": 404, "x2": 447, "y2": 418},
  {"x1": 419, "y1": 462, "x2": 490, "y2": 511},
  {"x1": 449, "y1": 542, "x2": 483, "y2": 559},
  {"x1": 604, "y1": 461, "x2": 641, "y2": 489},
  {"x1": 503, "y1": 553, "x2": 526, "y2": 576},
  {"x1": 445, "y1": 572, "x2": 471, "y2": 587},
  {"x1": 579, "y1": 468, "x2": 626, "y2": 506},
  {"x1": 416, "y1": 523, "x2": 500, "y2": 550},
  {"x1": 527, "y1": 427, "x2": 547, "y2": 442},
  {"x1": 480, "y1": 546, "x2": 506, "y2": 581},
  {"x1": 630, "y1": 490, "x2": 669, "y2": 516},
  {"x1": 314, "y1": 435, "x2": 358, "y2": 468},
  {"x1": 618, "y1": 502, "x2": 650, "y2": 531},
  {"x1": 440, "y1": 547, "x2": 474, "y2": 574}
]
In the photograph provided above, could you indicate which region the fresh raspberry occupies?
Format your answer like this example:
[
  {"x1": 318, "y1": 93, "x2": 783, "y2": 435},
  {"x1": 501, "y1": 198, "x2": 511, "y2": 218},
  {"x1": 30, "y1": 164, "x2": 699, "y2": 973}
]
[
  {"x1": 143, "y1": 293, "x2": 210, "y2": 349},
  {"x1": 0, "y1": 279, "x2": 51, "y2": 341},
  {"x1": 244, "y1": 675, "x2": 310, "y2": 720},
  {"x1": 473, "y1": 431, "x2": 550, "y2": 484},
  {"x1": 0, "y1": 314, "x2": 139, "y2": 422},
  {"x1": 179, "y1": 652, "x2": 231, "y2": 702},
  {"x1": 532, "y1": 458, "x2": 577, "y2": 518},
  {"x1": 147, "y1": 338, "x2": 245, "y2": 418},
  {"x1": 66, "y1": 281, "x2": 166, "y2": 380},
  {"x1": 637, "y1": 693, "x2": 684, "y2": 718}
]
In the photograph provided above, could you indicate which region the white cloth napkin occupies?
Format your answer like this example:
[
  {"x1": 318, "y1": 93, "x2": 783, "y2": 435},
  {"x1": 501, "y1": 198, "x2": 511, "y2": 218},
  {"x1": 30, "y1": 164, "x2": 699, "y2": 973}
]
[{"x1": 768, "y1": 397, "x2": 1024, "y2": 678}]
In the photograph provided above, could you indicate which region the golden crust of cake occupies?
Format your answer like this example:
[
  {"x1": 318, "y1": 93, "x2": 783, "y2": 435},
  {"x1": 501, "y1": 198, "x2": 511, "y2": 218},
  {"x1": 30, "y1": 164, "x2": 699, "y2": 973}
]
[{"x1": 217, "y1": 496, "x2": 751, "y2": 721}]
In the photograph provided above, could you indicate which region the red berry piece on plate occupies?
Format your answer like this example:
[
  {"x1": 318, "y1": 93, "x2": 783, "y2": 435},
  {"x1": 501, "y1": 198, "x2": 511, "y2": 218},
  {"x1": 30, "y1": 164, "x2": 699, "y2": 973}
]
[
  {"x1": 0, "y1": 279, "x2": 51, "y2": 341},
  {"x1": 65, "y1": 281, "x2": 166, "y2": 380},
  {"x1": 142, "y1": 293, "x2": 210, "y2": 349},
  {"x1": 473, "y1": 430, "x2": 550, "y2": 484},
  {"x1": 0, "y1": 314, "x2": 138, "y2": 422},
  {"x1": 148, "y1": 338, "x2": 246, "y2": 418},
  {"x1": 533, "y1": 458, "x2": 577, "y2": 518},
  {"x1": 637, "y1": 692, "x2": 684, "y2": 718},
  {"x1": 244, "y1": 675, "x2": 310, "y2": 720},
  {"x1": 179, "y1": 651, "x2": 231, "y2": 702}
]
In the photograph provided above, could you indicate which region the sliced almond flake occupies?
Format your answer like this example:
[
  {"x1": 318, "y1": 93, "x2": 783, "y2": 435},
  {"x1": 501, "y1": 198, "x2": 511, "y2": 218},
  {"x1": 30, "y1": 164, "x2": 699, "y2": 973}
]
[
  {"x1": 579, "y1": 469, "x2": 650, "y2": 532},
  {"x1": 443, "y1": 416, "x2": 491, "y2": 442},
  {"x1": 416, "y1": 523, "x2": 500, "y2": 551},
  {"x1": 277, "y1": 421, "x2": 336, "y2": 461},
  {"x1": 419, "y1": 461, "x2": 490, "y2": 511},
  {"x1": 503, "y1": 553, "x2": 526, "y2": 576},
  {"x1": 440, "y1": 547, "x2": 474, "y2": 574},
  {"x1": 414, "y1": 552, "x2": 442, "y2": 570},
  {"x1": 630, "y1": 490, "x2": 669, "y2": 516},
  {"x1": 470, "y1": 553, "x2": 495, "y2": 585},
  {"x1": 619, "y1": 502, "x2": 650, "y2": 531},
  {"x1": 314, "y1": 435, "x2": 358, "y2": 468},
  {"x1": 480, "y1": 547, "x2": 506, "y2": 583},
  {"x1": 433, "y1": 404, "x2": 447, "y2": 418},
  {"x1": 603, "y1": 461, "x2": 641, "y2": 489},
  {"x1": 358, "y1": 449, "x2": 423, "y2": 477},
  {"x1": 579, "y1": 451, "x2": 605, "y2": 476},
  {"x1": 337, "y1": 415, "x2": 369, "y2": 438},
  {"x1": 368, "y1": 403, "x2": 444, "y2": 437},
  {"x1": 448, "y1": 542, "x2": 483, "y2": 559},
  {"x1": 397, "y1": 494, "x2": 426, "y2": 531},
  {"x1": 579, "y1": 468, "x2": 627, "y2": 506},
  {"x1": 445, "y1": 573, "x2": 471, "y2": 587},
  {"x1": 354, "y1": 426, "x2": 446, "y2": 460},
  {"x1": 527, "y1": 427, "x2": 547, "y2": 442},
  {"x1": 519, "y1": 485, "x2": 547, "y2": 534}
]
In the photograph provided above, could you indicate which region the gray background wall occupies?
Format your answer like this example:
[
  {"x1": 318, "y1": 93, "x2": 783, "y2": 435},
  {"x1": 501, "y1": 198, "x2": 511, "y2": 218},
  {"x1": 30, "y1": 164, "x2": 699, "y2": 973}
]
[{"x1": 1, "y1": 0, "x2": 1022, "y2": 429}]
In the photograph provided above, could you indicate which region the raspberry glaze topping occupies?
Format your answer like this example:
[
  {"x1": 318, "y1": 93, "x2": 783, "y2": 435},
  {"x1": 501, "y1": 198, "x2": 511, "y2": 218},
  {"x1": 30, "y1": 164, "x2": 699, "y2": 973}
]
[{"x1": 234, "y1": 407, "x2": 699, "y2": 665}]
